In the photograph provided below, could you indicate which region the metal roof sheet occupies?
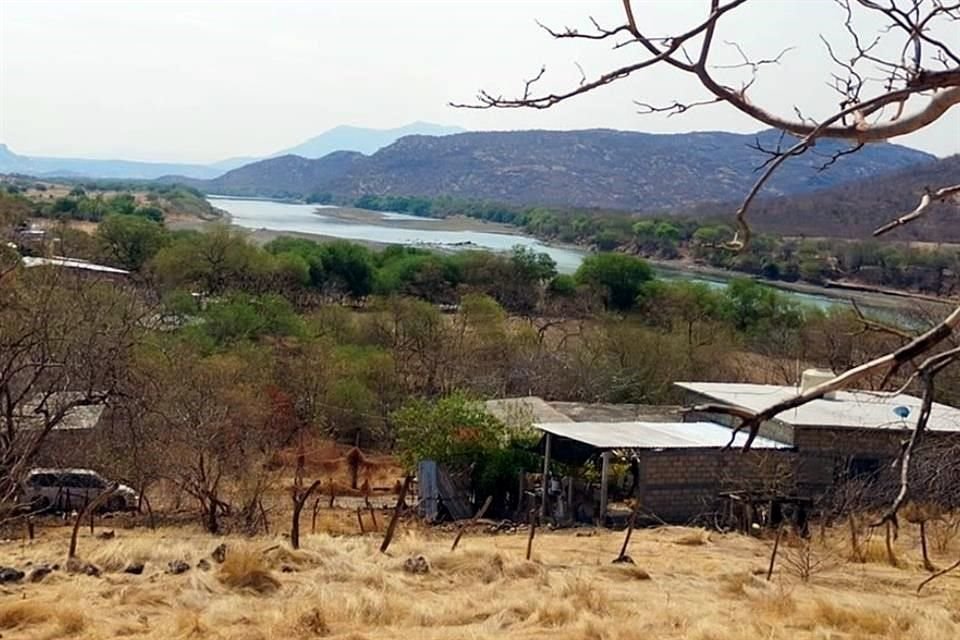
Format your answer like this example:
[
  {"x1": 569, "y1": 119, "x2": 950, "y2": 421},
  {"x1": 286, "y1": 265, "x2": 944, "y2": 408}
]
[
  {"x1": 485, "y1": 397, "x2": 573, "y2": 425},
  {"x1": 676, "y1": 382, "x2": 960, "y2": 432},
  {"x1": 17, "y1": 393, "x2": 106, "y2": 431},
  {"x1": 535, "y1": 421, "x2": 789, "y2": 450},
  {"x1": 22, "y1": 256, "x2": 129, "y2": 275}
]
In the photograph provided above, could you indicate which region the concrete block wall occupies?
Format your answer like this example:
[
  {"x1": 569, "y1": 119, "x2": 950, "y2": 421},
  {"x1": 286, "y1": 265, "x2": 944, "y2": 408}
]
[{"x1": 634, "y1": 449, "x2": 797, "y2": 523}]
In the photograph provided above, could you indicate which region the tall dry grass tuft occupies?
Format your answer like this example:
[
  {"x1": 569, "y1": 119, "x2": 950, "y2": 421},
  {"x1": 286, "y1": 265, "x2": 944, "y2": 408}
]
[
  {"x1": 558, "y1": 574, "x2": 610, "y2": 615},
  {"x1": 0, "y1": 599, "x2": 87, "y2": 638},
  {"x1": 719, "y1": 571, "x2": 764, "y2": 597},
  {"x1": 809, "y1": 598, "x2": 913, "y2": 635},
  {"x1": 673, "y1": 528, "x2": 712, "y2": 546},
  {"x1": 854, "y1": 536, "x2": 901, "y2": 567},
  {"x1": 0, "y1": 599, "x2": 55, "y2": 630},
  {"x1": 293, "y1": 607, "x2": 330, "y2": 636},
  {"x1": 218, "y1": 545, "x2": 281, "y2": 594},
  {"x1": 600, "y1": 563, "x2": 652, "y2": 581}
]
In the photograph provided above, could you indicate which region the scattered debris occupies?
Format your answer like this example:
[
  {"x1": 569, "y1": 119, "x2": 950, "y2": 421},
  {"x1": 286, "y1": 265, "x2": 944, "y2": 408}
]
[
  {"x1": 296, "y1": 607, "x2": 330, "y2": 637},
  {"x1": 124, "y1": 562, "x2": 145, "y2": 575},
  {"x1": 96, "y1": 530, "x2": 115, "y2": 540},
  {"x1": 486, "y1": 520, "x2": 518, "y2": 534},
  {"x1": 212, "y1": 543, "x2": 228, "y2": 563},
  {"x1": 65, "y1": 557, "x2": 100, "y2": 577},
  {"x1": 612, "y1": 555, "x2": 635, "y2": 565},
  {"x1": 28, "y1": 564, "x2": 55, "y2": 582},
  {"x1": 403, "y1": 555, "x2": 430, "y2": 575},
  {"x1": 0, "y1": 566, "x2": 25, "y2": 583},
  {"x1": 166, "y1": 560, "x2": 190, "y2": 575}
]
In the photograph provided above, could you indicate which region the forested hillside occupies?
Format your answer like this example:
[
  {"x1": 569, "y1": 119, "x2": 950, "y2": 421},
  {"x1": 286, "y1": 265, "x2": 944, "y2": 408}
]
[
  {"x1": 681, "y1": 155, "x2": 960, "y2": 241},
  {"x1": 182, "y1": 129, "x2": 933, "y2": 209}
]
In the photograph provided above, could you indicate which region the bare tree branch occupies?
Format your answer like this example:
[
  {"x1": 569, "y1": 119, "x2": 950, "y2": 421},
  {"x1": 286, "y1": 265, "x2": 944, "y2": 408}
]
[{"x1": 873, "y1": 183, "x2": 960, "y2": 235}]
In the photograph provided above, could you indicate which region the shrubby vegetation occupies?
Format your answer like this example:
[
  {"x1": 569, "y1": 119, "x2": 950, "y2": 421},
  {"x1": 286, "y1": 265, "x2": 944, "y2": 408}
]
[
  {"x1": 5, "y1": 186, "x2": 959, "y2": 532},
  {"x1": 0, "y1": 179, "x2": 216, "y2": 224}
]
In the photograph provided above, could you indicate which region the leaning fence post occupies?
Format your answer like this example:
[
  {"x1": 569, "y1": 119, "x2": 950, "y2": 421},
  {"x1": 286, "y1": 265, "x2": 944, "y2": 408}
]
[
  {"x1": 69, "y1": 484, "x2": 118, "y2": 559},
  {"x1": 380, "y1": 475, "x2": 412, "y2": 554},
  {"x1": 451, "y1": 495, "x2": 493, "y2": 552},
  {"x1": 766, "y1": 526, "x2": 784, "y2": 581},
  {"x1": 615, "y1": 498, "x2": 643, "y2": 563},
  {"x1": 526, "y1": 508, "x2": 538, "y2": 561}
]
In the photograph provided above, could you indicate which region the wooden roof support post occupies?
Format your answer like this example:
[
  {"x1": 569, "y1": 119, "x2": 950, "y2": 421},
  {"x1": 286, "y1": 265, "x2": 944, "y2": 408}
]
[
  {"x1": 600, "y1": 451, "x2": 611, "y2": 526},
  {"x1": 540, "y1": 432, "x2": 552, "y2": 520}
]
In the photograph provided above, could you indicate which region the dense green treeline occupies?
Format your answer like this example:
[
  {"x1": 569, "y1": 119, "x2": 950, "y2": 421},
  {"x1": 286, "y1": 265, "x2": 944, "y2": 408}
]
[
  {"x1": 347, "y1": 193, "x2": 960, "y2": 296},
  {"x1": 0, "y1": 179, "x2": 215, "y2": 223}
]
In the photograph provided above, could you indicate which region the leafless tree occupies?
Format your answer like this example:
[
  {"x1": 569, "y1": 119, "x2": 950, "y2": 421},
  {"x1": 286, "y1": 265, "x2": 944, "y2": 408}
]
[
  {"x1": 0, "y1": 266, "x2": 145, "y2": 514},
  {"x1": 458, "y1": 0, "x2": 959, "y2": 526}
]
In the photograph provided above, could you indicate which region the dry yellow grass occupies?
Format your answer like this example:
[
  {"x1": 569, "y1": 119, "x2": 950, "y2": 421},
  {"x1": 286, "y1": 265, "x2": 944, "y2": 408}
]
[{"x1": 0, "y1": 522, "x2": 958, "y2": 639}]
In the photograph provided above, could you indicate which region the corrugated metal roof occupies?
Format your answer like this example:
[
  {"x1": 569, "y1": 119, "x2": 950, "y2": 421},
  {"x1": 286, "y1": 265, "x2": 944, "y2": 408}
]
[
  {"x1": 676, "y1": 382, "x2": 960, "y2": 432},
  {"x1": 22, "y1": 256, "x2": 129, "y2": 275},
  {"x1": 485, "y1": 397, "x2": 573, "y2": 426},
  {"x1": 535, "y1": 421, "x2": 789, "y2": 450},
  {"x1": 17, "y1": 393, "x2": 106, "y2": 431}
]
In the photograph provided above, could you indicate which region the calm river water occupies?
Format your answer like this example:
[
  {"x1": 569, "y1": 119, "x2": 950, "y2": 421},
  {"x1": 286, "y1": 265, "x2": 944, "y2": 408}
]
[{"x1": 210, "y1": 196, "x2": 588, "y2": 273}]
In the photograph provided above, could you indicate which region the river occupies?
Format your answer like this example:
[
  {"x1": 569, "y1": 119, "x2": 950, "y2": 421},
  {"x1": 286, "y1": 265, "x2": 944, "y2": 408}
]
[
  {"x1": 209, "y1": 196, "x2": 913, "y2": 316},
  {"x1": 209, "y1": 195, "x2": 588, "y2": 273}
]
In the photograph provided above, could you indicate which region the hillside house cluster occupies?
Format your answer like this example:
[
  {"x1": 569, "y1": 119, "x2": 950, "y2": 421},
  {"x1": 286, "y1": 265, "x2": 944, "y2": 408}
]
[{"x1": 466, "y1": 372, "x2": 960, "y2": 527}]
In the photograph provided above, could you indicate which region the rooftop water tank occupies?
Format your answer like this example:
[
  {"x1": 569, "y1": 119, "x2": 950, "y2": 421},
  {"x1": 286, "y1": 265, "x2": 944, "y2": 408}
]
[{"x1": 800, "y1": 368, "x2": 837, "y2": 400}]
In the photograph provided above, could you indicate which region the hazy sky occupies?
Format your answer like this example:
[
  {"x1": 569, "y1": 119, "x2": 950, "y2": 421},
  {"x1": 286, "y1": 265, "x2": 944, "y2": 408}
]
[{"x1": 1, "y1": 0, "x2": 958, "y2": 163}]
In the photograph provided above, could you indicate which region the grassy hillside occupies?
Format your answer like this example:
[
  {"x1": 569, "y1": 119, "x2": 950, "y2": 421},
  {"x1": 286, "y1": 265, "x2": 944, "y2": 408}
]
[{"x1": 1, "y1": 521, "x2": 956, "y2": 639}]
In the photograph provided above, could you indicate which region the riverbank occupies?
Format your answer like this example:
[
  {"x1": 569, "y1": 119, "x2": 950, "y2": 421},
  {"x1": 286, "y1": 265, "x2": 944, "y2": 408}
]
[
  {"x1": 194, "y1": 196, "x2": 951, "y2": 317},
  {"x1": 646, "y1": 258, "x2": 948, "y2": 313}
]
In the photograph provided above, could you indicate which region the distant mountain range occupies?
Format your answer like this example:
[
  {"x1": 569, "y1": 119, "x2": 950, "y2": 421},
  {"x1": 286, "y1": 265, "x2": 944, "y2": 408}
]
[
  {"x1": 188, "y1": 129, "x2": 935, "y2": 211},
  {"x1": 272, "y1": 122, "x2": 465, "y2": 162},
  {"x1": 0, "y1": 143, "x2": 222, "y2": 180},
  {"x1": 0, "y1": 122, "x2": 464, "y2": 179},
  {"x1": 682, "y1": 154, "x2": 960, "y2": 241}
]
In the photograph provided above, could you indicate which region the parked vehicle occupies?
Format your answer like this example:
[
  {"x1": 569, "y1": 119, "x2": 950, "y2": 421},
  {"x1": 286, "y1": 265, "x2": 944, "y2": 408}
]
[{"x1": 21, "y1": 468, "x2": 139, "y2": 513}]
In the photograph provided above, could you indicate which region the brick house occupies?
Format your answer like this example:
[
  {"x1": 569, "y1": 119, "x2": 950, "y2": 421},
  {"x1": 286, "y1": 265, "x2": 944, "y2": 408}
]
[
  {"x1": 534, "y1": 420, "x2": 793, "y2": 524},
  {"x1": 676, "y1": 380, "x2": 960, "y2": 495}
]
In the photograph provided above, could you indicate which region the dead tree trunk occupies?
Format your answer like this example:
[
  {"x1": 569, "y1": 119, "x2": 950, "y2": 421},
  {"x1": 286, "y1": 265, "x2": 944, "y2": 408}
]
[
  {"x1": 68, "y1": 483, "x2": 118, "y2": 559},
  {"x1": 885, "y1": 521, "x2": 897, "y2": 566},
  {"x1": 451, "y1": 495, "x2": 493, "y2": 552},
  {"x1": 290, "y1": 479, "x2": 323, "y2": 550},
  {"x1": 143, "y1": 493, "x2": 156, "y2": 530},
  {"x1": 380, "y1": 475, "x2": 412, "y2": 554}
]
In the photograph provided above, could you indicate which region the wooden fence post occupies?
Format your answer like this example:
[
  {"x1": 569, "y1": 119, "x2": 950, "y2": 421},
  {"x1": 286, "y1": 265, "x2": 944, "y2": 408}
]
[
  {"x1": 526, "y1": 508, "x2": 538, "y2": 561},
  {"x1": 68, "y1": 484, "x2": 118, "y2": 559},
  {"x1": 615, "y1": 498, "x2": 643, "y2": 563},
  {"x1": 380, "y1": 475, "x2": 412, "y2": 554},
  {"x1": 451, "y1": 495, "x2": 493, "y2": 552},
  {"x1": 766, "y1": 527, "x2": 784, "y2": 581},
  {"x1": 290, "y1": 479, "x2": 323, "y2": 550}
]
